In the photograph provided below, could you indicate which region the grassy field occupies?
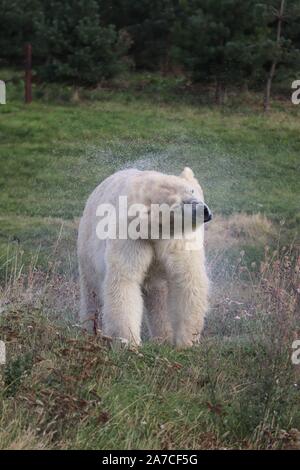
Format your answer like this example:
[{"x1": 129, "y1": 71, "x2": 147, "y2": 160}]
[
  {"x1": 0, "y1": 78, "x2": 300, "y2": 449},
  {"x1": 1, "y1": 76, "x2": 299, "y2": 263}
]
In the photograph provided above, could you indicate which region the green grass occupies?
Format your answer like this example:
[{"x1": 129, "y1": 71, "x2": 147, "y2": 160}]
[{"x1": 0, "y1": 78, "x2": 299, "y2": 271}]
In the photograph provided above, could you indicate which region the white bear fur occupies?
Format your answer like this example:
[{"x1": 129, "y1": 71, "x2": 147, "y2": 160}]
[{"x1": 77, "y1": 167, "x2": 209, "y2": 348}]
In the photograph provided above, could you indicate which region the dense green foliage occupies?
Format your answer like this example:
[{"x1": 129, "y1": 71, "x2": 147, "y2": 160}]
[
  {"x1": 0, "y1": 0, "x2": 299, "y2": 92},
  {"x1": 33, "y1": 0, "x2": 131, "y2": 85}
]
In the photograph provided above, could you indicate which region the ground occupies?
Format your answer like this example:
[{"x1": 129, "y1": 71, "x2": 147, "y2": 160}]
[{"x1": 0, "y1": 75, "x2": 299, "y2": 449}]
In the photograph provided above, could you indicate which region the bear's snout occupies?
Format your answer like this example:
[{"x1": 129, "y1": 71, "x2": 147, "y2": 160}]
[{"x1": 183, "y1": 199, "x2": 212, "y2": 224}]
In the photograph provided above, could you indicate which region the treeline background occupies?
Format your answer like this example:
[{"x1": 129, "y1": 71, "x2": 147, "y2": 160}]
[{"x1": 1, "y1": 0, "x2": 300, "y2": 106}]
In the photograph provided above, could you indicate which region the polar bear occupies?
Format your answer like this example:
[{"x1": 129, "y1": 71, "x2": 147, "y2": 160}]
[{"x1": 77, "y1": 167, "x2": 212, "y2": 348}]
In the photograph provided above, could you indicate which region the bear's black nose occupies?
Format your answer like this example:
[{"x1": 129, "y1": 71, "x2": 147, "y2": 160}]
[
  {"x1": 183, "y1": 199, "x2": 212, "y2": 224},
  {"x1": 203, "y1": 203, "x2": 212, "y2": 223}
]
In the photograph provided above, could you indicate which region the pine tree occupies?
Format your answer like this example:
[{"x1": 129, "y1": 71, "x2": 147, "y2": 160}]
[
  {"x1": 173, "y1": 0, "x2": 262, "y2": 104},
  {"x1": 0, "y1": 0, "x2": 41, "y2": 66},
  {"x1": 100, "y1": 0, "x2": 180, "y2": 71},
  {"x1": 34, "y1": 0, "x2": 130, "y2": 85},
  {"x1": 258, "y1": 0, "x2": 300, "y2": 111}
]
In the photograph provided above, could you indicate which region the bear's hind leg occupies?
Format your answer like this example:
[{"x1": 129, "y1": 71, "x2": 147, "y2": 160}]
[
  {"x1": 79, "y1": 266, "x2": 101, "y2": 333},
  {"x1": 102, "y1": 240, "x2": 154, "y2": 346}
]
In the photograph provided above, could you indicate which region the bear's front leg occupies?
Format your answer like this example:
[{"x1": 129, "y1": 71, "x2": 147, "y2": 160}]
[
  {"x1": 166, "y1": 249, "x2": 209, "y2": 348},
  {"x1": 102, "y1": 240, "x2": 154, "y2": 346},
  {"x1": 144, "y1": 277, "x2": 173, "y2": 343}
]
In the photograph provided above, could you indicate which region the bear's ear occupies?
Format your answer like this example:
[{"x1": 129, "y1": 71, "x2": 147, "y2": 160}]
[{"x1": 180, "y1": 167, "x2": 195, "y2": 182}]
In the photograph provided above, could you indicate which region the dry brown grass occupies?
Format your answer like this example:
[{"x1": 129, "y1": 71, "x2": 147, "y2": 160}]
[{"x1": 205, "y1": 213, "x2": 275, "y2": 252}]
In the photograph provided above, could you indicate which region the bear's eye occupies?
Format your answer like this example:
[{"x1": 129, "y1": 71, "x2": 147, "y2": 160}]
[{"x1": 190, "y1": 189, "x2": 195, "y2": 194}]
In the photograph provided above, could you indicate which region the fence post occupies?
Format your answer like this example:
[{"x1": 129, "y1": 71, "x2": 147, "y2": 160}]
[{"x1": 25, "y1": 43, "x2": 32, "y2": 104}]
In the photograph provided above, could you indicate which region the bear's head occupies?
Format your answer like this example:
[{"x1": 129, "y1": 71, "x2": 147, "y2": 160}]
[
  {"x1": 129, "y1": 167, "x2": 212, "y2": 239},
  {"x1": 178, "y1": 167, "x2": 212, "y2": 225}
]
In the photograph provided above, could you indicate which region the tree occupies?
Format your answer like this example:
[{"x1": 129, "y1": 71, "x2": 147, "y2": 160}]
[
  {"x1": 100, "y1": 0, "x2": 180, "y2": 71},
  {"x1": 0, "y1": 0, "x2": 299, "y2": 96},
  {"x1": 34, "y1": 0, "x2": 131, "y2": 85},
  {"x1": 0, "y1": 0, "x2": 41, "y2": 67},
  {"x1": 264, "y1": 0, "x2": 286, "y2": 111},
  {"x1": 253, "y1": 0, "x2": 300, "y2": 111},
  {"x1": 172, "y1": 0, "x2": 262, "y2": 104}
]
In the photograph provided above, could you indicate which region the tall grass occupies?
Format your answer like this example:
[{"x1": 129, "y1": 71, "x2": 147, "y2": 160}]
[{"x1": 0, "y1": 240, "x2": 299, "y2": 450}]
